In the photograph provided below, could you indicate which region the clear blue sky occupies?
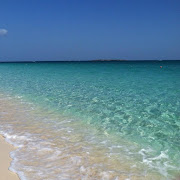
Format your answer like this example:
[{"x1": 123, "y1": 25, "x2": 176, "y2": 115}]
[{"x1": 0, "y1": 0, "x2": 180, "y2": 61}]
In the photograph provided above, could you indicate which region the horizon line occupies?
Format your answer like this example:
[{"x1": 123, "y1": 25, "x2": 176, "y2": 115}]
[{"x1": 0, "y1": 59, "x2": 180, "y2": 63}]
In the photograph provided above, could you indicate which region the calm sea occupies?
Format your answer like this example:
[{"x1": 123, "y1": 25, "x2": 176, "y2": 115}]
[{"x1": 0, "y1": 61, "x2": 179, "y2": 180}]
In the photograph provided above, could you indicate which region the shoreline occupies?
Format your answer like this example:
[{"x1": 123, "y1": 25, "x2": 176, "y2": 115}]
[
  {"x1": 0, "y1": 135, "x2": 20, "y2": 180},
  {"x1": 0, "y1": 92, "x2": 179, "y2": 179}
]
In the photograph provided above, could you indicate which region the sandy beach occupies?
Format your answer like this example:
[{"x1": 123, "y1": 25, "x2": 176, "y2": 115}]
[{"x1": 0, "y1": 135, "x2": 19, "y2": 180}]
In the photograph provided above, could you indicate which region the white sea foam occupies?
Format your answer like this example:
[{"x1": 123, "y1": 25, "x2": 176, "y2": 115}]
[{"x1": 138, "y1": 148, "x2": 177, "y2": 178}]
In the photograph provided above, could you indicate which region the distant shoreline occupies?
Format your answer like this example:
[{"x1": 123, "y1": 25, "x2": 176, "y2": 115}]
[{"x1": 0, "y1": 60, "x2": 180, "y2": 63}]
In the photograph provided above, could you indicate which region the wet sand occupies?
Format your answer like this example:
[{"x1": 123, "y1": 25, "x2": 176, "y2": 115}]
[{"x1": 0, "y1": 135, "x2": 19, "y2": 180}]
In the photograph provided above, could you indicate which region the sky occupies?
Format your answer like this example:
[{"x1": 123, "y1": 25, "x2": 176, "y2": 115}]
[{"x1": 0, "y1": 0, "x2": 180, "y2": 61}]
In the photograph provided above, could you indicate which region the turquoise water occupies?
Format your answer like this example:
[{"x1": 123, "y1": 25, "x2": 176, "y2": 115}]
[{"x1": 0, "y1": 61, "x2": 179, "y2": 179}]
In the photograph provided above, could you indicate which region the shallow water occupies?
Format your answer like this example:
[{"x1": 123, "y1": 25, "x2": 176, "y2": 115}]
[{"x1": 0, "y1": 61, "x2": 179, "y2": 179}]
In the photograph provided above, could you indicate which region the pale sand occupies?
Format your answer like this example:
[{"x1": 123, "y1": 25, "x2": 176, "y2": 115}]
[{"x1": 0, "y1": 135, "x2": 20, "y2": 180}]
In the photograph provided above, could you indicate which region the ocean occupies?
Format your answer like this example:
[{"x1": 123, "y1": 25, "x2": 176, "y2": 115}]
[{"x1": 0, "y1": 61, "x2": 179, "y2": 180}]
